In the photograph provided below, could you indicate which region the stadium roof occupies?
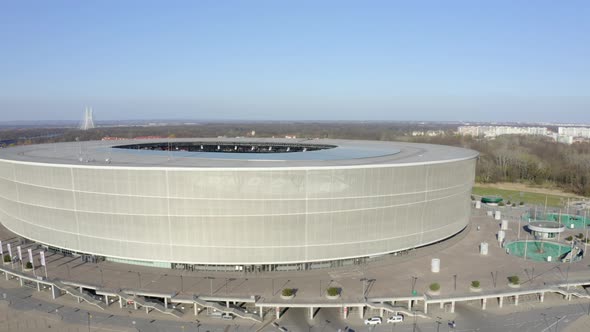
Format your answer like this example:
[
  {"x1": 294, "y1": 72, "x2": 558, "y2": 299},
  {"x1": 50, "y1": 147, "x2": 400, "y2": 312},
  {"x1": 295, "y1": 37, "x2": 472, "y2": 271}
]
[{"x1": 0, "y1": 138, "x2": 478, "y2": 169}]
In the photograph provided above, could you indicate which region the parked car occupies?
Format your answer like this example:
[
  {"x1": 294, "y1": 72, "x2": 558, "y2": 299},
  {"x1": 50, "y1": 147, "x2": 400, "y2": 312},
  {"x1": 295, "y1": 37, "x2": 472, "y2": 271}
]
[
  {"x1": 387, "y1": 314, "x2": 404, "y2": 323},
  {"x1": 364, "y1": 316, "x2": 382, "y2": 325},
  {"x1": 221, "y1": 313, "x2": 234, "y2": 320}
]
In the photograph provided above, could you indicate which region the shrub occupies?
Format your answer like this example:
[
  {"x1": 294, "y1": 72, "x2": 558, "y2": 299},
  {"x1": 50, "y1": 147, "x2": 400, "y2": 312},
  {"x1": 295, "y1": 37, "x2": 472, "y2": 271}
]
[
  {"x1": 577, "y1": 233, "x2": 584, "y2": 239},
  {"x1": 25, "y1": 261, "x2": 33, "y2": 269},
  {"x1": 471, "y1": 280, "x2": 480, "y2": 288},
  {"x1": 3, "y1": 254, "x2": 10, "y2": 263},
  {"x1": 565, "y1": 236, "x2": 573, "y2": 241},
  {"x1": 429, "y1": 283, "x2": 440, "y2": 291},
  {"x1": 498, "y1": 202, "x2": 505, "y2": 206},
  {"x1": 512, "y1": 203, "x2": 516, "y2": 207},
  {"x1": 326, "y1": 287, "x2": 340, "y2": 297},
  {"x1": 519, "y1": 201, "x2": 524, "y2": 205},
  {"x1": 508, "y1": 276, "x2": 520, "y2": 285},
  {"x1": 506, "y1": 201, "x2": 511, "y2": 205},
  {"x1": 281, "y1": 288, "x2": 294, "y2": 297}
]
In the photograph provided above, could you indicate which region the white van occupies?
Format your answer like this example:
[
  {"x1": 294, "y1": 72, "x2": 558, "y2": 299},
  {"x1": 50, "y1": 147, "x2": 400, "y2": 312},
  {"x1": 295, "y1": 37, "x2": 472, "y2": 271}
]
[
  {"x1": 387, "y1": 314, "x2": 404, "y2": 323},
  {"x1": 209, "y1": 311, "x2": 223, "y2": 319}
]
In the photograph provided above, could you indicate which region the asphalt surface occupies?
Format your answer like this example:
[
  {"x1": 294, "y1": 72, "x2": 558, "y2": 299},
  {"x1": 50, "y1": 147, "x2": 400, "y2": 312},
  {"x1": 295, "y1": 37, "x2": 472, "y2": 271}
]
[
  {"x1": 2, "y1": 280, "x2": 590, "y2": 332},
  {"x1": 269, "y1": 301, "x2": 590, "y2": 332}
]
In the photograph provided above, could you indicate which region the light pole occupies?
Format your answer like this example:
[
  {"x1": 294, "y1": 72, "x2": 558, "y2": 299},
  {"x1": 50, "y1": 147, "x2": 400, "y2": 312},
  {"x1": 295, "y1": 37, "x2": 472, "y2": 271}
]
[
  {"x1": 205, "y1": 277, "x2": 214, "y2": 296},
  {"x1": 360, "y1": 278, "x2": 367, "y2": 298},
  {"x1": 411, "y1": 276, "x2": 418, "y2": 295},
  {"x1": 180, "y1": 274, "x2": 184, "y2": 293},
  {"x1": 566, "y1": 265, "x2": 570, "y2": 290},
  {"x1": 555, "y1": 316, "x2": 561, "y2": 332},
  {"x1": 87, "y1": 312, "x2": 91, "y2": 332}
]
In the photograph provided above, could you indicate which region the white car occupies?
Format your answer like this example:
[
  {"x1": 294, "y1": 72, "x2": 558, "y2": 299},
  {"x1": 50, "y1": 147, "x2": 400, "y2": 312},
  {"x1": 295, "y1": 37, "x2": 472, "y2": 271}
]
[
  {"x1": 387, "y1": 314, "x2": 404, "y2": 323},
  {"x1": 364, "y1": 316, "x2": 382, "y2": 325}
]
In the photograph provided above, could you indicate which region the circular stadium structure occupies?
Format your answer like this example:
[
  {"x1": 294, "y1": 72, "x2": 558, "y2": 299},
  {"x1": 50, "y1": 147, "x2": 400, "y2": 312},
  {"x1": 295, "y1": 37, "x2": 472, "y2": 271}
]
[{"x1": 0, "y1": 138, "x2": 478, "y2": 271}]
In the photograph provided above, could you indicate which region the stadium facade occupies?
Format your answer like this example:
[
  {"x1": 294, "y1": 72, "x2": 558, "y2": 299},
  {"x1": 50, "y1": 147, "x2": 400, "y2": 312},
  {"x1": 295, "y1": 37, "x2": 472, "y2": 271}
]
[{"x1": 0, "y1": 139, "x2": 478, "y2": 271}]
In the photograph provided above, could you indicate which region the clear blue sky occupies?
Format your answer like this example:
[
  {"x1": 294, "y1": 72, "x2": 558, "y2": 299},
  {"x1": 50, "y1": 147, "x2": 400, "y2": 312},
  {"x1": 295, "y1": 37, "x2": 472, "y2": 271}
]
[{"x1": 1, "y1": 1, "x2": 589, "y2": 122}]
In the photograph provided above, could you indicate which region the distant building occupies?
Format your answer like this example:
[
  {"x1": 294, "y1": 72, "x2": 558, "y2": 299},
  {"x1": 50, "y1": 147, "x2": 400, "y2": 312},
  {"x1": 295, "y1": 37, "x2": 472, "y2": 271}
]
[
  {"x1": 411, "y1": 130, "x2": 444, "y2": 137},
  {"x1": 458, "y1": 126, "x2": 548, "y2": 138},
  {"x1": 558, "y1": 127, "x2": 590, "y2": 138}
]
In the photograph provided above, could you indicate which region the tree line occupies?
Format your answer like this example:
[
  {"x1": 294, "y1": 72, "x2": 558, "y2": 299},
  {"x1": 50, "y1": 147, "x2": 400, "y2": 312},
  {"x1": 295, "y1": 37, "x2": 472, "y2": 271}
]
[{"x1": 1, "y1": 122, "x2": 588, "y2": 196}]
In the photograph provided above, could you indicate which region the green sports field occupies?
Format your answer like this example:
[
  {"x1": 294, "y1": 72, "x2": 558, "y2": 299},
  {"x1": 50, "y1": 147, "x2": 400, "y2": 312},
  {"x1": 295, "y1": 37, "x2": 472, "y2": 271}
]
[{"x1": 472, "y1": 186, "x2": 578, "y2": 208}]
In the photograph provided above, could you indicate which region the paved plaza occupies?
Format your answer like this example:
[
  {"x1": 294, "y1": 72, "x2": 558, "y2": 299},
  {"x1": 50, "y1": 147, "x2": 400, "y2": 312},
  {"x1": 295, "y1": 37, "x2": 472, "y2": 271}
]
[
  {"x1": 2, "y1": 205, "x2": 588, "y2": 303},
  {"x1": 2, "y1": 203, "x2": 590, "y2": 331}
]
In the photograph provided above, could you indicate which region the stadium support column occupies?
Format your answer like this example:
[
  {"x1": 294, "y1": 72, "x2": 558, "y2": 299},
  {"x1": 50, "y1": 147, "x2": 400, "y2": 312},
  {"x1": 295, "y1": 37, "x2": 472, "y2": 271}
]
[
  {"x1": 309, "y1": 307, "x2": 314, "y2": 319},
  {"x1": 450, "y1": 301, "x2": 455, "y2": 313},
  {"x1": 51, "y1": 285, "x2": 58, "y2": 299},
  {"x1": 540, "y1": 292, "x2": 545, "y2": 303},
  {"x1": 514, "y1": 295, "x2": 519, "y2": 306},
  {"x1": 482, "y1": 298, "x2": 487, "y2": 310},
  {"x1": 498, "y1": 296, "x2": 503, "y2": 308},
  {"x1": 359, "y1": 306, "x2": 364, "y2": 318},
  {"x1": 276, "y1": 306, "x2": 280, "y2": 319},
  {"x1": 119, "y1": 296, "x2": 123, "y2": 308},
  {"x1": 423, "y1": 300, "x2": 428, "y2": 314}
]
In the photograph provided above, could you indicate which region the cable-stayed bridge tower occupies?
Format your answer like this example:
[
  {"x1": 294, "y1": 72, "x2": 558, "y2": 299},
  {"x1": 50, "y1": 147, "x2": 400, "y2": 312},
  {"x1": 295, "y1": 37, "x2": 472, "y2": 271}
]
[{"x1": 81, "y1": 107, "x2": 95, "y2": 130}]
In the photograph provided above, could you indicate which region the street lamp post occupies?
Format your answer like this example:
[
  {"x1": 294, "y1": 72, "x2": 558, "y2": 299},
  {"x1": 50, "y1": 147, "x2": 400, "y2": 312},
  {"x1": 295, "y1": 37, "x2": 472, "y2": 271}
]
[
  {"x1": 87, "y1": 312, "x2": 91, "y2": 332},
  {"x1": 360, "y1": 278, "x2": 367, "y2": 298},
  {"x1": 206, "y1": 277, "x2": 214, "y2": 296}
]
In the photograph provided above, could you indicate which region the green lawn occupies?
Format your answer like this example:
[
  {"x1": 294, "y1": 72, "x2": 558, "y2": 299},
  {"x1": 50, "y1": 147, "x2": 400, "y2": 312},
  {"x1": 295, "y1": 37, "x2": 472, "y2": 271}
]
[{"x1": 472, "y1": 186, "x2": 577, "y2": 208}]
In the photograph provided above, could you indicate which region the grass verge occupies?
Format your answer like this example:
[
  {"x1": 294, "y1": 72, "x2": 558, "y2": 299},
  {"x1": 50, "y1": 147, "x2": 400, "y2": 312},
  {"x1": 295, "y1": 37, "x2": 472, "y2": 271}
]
[{"x1": 472, "y1": 186, "x2": 578, "y2": 207}]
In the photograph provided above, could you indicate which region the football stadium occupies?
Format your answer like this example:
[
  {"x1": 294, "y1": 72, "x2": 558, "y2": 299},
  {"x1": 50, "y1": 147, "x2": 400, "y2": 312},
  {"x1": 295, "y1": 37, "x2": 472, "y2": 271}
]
[{"x1": 0, "y1": 138, "x2": 478, "y2": 271}]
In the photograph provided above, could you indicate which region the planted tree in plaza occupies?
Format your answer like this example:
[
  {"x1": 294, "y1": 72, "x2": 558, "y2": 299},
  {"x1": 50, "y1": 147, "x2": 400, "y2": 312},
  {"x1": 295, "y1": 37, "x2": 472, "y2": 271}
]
[
  {"x1": 471, "y1": 280, "x2": 480, "y2": 288},
  {"x1": 508, "y1": 276, "x2": 520, "y2": 285},
  {"x1": 429, "y1": 283, "x2": 440, "y2": 291},
  {"x1": 25, "y1": 261, "x2": 33, "y2": 269},
  {"x1": 326, "y1": 287, "x2": 340, "y2": 297},
  {"x1": 3, "y1": 255, "x2": 10, "y2": 263},
  {"x1": 281, "y1": 288, "x2": 294, "y2": 297}
]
